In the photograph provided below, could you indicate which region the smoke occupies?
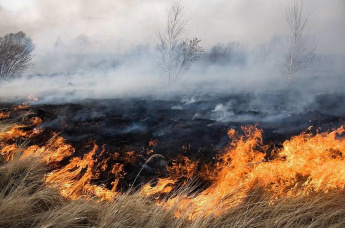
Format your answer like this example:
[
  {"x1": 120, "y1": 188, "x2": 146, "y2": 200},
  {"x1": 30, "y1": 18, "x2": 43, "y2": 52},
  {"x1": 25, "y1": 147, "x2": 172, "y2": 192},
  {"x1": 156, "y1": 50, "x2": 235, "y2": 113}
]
[
  {"x1": 1, "y1": 0, "x2": 343, "y2": 52},
  {"x1": 0, "y1": 0, "x2": 344, "y2": 103}
]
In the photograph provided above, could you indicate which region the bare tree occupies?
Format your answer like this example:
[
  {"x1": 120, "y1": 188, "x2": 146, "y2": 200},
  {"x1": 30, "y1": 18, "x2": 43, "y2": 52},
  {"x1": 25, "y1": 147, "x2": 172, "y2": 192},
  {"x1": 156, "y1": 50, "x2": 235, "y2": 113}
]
[
  {"x1": 157, "y1": 0, "x2": 203, "y2": 84},
  {"x1": 0, "y1": 31, "x2": 34, "y2": 79},
  {"x1": 283, "y1": 0, "x2": 316, "y2": 86}
]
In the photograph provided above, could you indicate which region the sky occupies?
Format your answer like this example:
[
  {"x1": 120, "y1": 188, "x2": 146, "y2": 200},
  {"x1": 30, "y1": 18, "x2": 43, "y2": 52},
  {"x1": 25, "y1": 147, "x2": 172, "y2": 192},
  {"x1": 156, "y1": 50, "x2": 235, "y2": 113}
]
[
  {"x1": 0, "y1": 0, "x2": 344, "y2": 101},
  {"x1": 0, "y1": 0, "x2": 344, "y2": 55}
]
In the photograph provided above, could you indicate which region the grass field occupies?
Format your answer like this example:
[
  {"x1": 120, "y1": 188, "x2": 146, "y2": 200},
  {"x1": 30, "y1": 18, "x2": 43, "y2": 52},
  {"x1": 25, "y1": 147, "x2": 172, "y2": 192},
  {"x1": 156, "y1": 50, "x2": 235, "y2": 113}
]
[
  {"x1": 1, "y1": 107, "x2": 345, "y2": 227},
  {"x1": 1, "y1": 152, "x2": 345, "y2": 227}
]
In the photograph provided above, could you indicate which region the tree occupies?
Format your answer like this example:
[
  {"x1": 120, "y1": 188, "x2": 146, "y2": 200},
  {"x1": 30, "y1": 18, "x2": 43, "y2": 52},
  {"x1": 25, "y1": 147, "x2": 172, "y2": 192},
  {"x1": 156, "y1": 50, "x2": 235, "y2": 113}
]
[
  {"x1": 157, "y1": 0, "x2": 203, "y2": 84},
  {"x1": 283, "y1": 0, "x2": 316, "y2": 86},
  {"x1": 0, "y1": 31, "x2": 34, "y2": 79},
  {"x1": 208, "y1": 42, "x2": 246, "y2": 65}
]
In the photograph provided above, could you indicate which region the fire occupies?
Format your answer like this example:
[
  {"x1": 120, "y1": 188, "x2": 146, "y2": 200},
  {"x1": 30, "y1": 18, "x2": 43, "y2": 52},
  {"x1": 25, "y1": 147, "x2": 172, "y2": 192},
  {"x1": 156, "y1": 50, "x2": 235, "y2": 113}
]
[
  {"x1": 1, "y1": 144, "x2": 18, "y2": 161},
  {"x1": 0, "y1": 118, "x2": 42, "y2": 140},
  {"x1": 0, "y1": 110, "x2": 122, "y2": 202},
  {"x1": 0, "y1": 111, "x2": 10, "y2": 120},
  {"x1": 22, "y1": 134, "x2": 75, "y2": 164},
  {"x1": 0, "y1": 125, "x2": 28, "y2": 142},
  {"x1": 147, "y1": 139, "x2": 159, "y2": 154},
  {"x1": 1, "y1": 128, "x2": 122, "y2": 201},
  {"x1": 13, "y1": 95, "x2": 39, "y2": 110},
  {"x1": 2, "y1": 105, "x2": 345, "y2": 219},
  {"x1": 45, "y1": 142, "x2": 120, "y2": 201},
  {"x1": 31, "y1": 117, "x2": 42, "y2": 125},
  {"x1": 0, "y1": 116, "x2": 43, "y2": 161},
  {"x1": 149, "y1": 139, "x2": 159, "y2": 147},
  {"x1": 166, "y1": 155, "x2": 198, "y2": 181},
  {"x1": 23, "y1": 95, "x2": 39, "y2": 106},
  {"x1": 152, "y1": 126, "x2": 345, "y2": 219},
  {"x1": 141, "y1": 178, "x2": 177, "y2": 196}
]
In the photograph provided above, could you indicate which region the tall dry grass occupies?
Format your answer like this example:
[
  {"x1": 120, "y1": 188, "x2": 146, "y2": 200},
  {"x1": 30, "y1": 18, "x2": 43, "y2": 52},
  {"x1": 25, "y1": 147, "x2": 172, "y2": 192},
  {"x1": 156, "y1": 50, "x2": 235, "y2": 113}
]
[
  {"x1": 1, "y1": 156, "x2": 345, "y2": 228},
  {"x1": 0, "y1": 156, "x2": 188, "y2": 228},
  {"x1": 1, "y1": 117, "x2": 345, "y2": 227}
]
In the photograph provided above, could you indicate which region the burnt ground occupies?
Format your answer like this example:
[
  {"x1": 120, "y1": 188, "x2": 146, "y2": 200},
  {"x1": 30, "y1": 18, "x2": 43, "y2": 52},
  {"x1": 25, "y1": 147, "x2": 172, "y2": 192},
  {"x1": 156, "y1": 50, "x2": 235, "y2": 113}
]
[{"x1": 1, "y1": 91, "x2": 345, "y2": 191}]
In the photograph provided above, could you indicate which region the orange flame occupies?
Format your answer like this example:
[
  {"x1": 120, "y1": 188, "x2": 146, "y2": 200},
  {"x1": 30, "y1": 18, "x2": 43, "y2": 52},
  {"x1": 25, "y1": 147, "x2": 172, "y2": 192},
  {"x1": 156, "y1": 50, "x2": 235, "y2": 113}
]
[
  {"x1": 155, "y1": 126, "x2": 345, "y2": 219},
  {"x1": 31, "y1": 117, "x2": 42, "y2": 125},
  {"x1": 1, "y1": 144, "x2": 18, "y2": 161},
  {"x1": 0, "y1": 112, "x2": 10, "y2": 120},
  {"x1": 2, "y1": 109, "x2": 345, "y2": 219},
  {"x1": 23, "y1": 95, "x2": 39, "y2": 106},
  {"x1": 22, "y1": 134, "x2": 75, "y2": 164},
  {"x1": 141, "y1": 178, "x2": 177, "y2": 196},
  {"x1": 0, "y1": 113, "x2": 122, "y2": 202},
  {"x1": 45, "y1": 143, "x2": 118, "y2": 201},
  {"x1": 13, "y1": 95, "x2": 39, "y2": 110},
  {"x1": 0, "y1": 125, "x2": 28, "y2": 142},
  {"x1": 166, "y1": 155, "x2": 198, "y2": 181},
  {"x1": 0, "y1": 116, "x2": 43, "y2": 160}
]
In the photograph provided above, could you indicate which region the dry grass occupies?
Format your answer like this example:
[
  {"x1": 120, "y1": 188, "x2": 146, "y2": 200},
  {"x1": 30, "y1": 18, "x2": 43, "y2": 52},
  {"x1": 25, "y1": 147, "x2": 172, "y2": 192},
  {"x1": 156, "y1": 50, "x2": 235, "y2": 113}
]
[
  {"x1": 1, "y1": 116, "x2": 345, "y2": 227},
  {"x1": 211, "y1": 189, "x2": 345, "y2": 228},
  {"x1": 1, "y1": 157, "x2": 345, "y2": 228},
  {"x1": 0, "y1": 157, "x2": 186, "y2": 228}
]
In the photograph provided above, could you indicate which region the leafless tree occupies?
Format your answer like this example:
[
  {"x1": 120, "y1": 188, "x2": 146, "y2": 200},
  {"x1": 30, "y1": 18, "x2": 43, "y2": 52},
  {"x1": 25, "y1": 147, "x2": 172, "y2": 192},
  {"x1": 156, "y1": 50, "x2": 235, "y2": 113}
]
[
  {"x1": 283, "y1": 0, "x2": 316, "y2": 86},
  {"x1": 157, "y1": 0, "x2": 203, "y2": 84},
  {"x1": 0, "y1": 31, "x2": 34, "y2": 79}
]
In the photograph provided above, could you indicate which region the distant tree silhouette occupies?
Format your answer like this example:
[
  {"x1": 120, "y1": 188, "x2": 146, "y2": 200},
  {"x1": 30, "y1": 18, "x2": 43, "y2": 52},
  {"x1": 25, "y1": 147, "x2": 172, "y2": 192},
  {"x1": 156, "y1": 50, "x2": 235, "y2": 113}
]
[
  {"x1": 157, "y1": 0, "x2": 203, "y2": 84},
  {"x1": 283, "y1": 0, "x2": 316, "y2": 86},
  {"x1": 0, "y1": 31, "x2": 34, "y2": 79}
]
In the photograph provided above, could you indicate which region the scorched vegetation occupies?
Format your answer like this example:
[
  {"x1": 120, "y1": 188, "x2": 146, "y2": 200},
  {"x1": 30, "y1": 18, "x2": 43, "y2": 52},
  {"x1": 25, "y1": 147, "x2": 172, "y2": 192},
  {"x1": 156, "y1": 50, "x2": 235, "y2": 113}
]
[{"x1": 1, "y1": 98, "x2": 345, "y2": 227}]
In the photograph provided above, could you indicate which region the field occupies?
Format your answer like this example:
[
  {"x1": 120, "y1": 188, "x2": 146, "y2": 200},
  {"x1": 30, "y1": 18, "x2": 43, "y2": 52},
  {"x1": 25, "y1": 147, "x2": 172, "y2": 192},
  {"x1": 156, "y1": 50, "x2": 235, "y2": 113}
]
[{"x1": 1, "y1": 91, "x2": 345, "y2": 227}]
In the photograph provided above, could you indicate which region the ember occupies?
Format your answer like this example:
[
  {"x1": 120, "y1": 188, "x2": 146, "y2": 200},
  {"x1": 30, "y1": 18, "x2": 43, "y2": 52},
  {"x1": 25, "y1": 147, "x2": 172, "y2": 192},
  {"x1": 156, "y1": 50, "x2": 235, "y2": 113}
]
[{"x1": 0, "y1": 111, "x2": 10, "y2": 120}]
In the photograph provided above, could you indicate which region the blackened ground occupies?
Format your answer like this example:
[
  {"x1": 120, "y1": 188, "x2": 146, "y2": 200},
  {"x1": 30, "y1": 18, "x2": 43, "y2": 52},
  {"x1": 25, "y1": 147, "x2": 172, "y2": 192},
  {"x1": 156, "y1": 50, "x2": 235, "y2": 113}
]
[{"x1": 1, "y1": 91, "x2": 345, "y2": 190}]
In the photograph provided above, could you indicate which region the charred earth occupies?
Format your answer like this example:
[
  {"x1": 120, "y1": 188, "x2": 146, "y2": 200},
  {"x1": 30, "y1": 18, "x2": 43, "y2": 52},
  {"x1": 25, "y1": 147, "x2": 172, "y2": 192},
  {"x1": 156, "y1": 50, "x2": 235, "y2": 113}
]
[{"x1": 1, "y1": 91, "x2": 344, "y2": 194}]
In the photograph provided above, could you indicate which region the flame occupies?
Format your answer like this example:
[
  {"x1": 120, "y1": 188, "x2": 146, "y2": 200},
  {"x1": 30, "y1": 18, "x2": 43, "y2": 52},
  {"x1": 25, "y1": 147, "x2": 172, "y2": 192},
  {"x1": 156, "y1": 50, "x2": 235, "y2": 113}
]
[
  {"x1": 12, "y1": 95, "x2": 39, "y2": 110},
  {"x1": 155, "y1": 126, "x2": 345, "y2": 219},
  {"x1": 166, "y1": 155, "x2": 198, "y2": 181},
  {"x1": 0, "y1": 112, "x2": 122, "y2": 202},
  {"x1": 22, "y1": 134, "x2": 75, "y2": 164},
  {"x1": 141, "y1": 178, "x2": 177, "y2": 196},
  {"x1": 149, "y1": 139, "x2": 159, "y2": 147},
  {"x1": 0, "y1": 116, "x2": 43, "y2": 160},
  {"x1": 31, "y1": 117, "x2": 42, "y2": 125},
  {"x1": 23, "y1": 95, "x2": 39, "y2": 106},
  {"x1": 0, "y1": 125, "x2": 28, "y2": 142},
  {"x1": 24, "y1": 139, "x2": 124, "y2": 201},
  {"x1": 0, "y1": 112, "x2": 10, "y2": 120},
  {"x1": 14, "y1": 105, "x2": 29, "y2": 110},
  {"x1": 2, "y1": 107, "x2": 345, "y2": 219},
  {"x1": 147, "y1": 139, "x2": 159, "y2": 154},
  {"x1": 1, "y1": 144, "x2": 18, "y2": 161},
  {"x1": 27, "y1": 95, "x2": 39, "y2": 102},
  {"x1": 45, "y1": 143, "x2": 119, "y2": 201}
]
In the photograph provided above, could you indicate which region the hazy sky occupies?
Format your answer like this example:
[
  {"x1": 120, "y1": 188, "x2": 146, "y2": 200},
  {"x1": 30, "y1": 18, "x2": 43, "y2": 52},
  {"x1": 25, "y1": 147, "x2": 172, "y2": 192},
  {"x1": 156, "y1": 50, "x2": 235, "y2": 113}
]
[
  {"x1": 0, "y1": 0, "x2": 344, "y2": 54},
  {"x1": 0, "y1": 0, "x2": 344, "y2": 101}
]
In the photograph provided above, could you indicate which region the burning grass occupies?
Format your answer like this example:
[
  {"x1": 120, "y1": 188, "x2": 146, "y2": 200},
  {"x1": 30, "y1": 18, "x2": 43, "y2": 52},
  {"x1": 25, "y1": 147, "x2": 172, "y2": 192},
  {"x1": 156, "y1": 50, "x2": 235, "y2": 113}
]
[
  {"x1": 0, "y1": 157, "x2": 181, "y2": 228},
  {"x1": 1, "y1": 156, "x2": 345, "y2": 227},
  {"x1": 153, "y1": 125, "x2": 345, "y2": 219},
  {"x1": 1, "y1": 106, "x2": 345, "y2": 227}
]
